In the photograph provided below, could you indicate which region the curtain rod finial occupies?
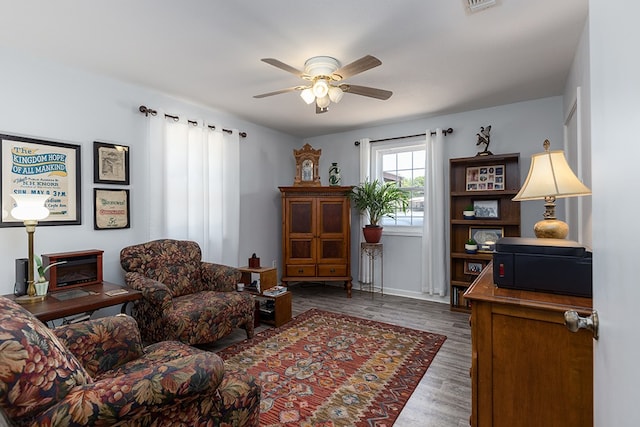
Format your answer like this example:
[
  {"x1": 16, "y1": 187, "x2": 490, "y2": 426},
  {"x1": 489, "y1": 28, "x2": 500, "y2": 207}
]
[{"x1": 139, "y1": 105, "x2": 157, "y2": 117}]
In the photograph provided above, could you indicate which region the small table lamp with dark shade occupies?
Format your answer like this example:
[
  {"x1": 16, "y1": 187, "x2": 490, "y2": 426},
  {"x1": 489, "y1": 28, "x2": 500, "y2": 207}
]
[{"x1": 512, "y1": 139, "x2": 591, "y2": 239}]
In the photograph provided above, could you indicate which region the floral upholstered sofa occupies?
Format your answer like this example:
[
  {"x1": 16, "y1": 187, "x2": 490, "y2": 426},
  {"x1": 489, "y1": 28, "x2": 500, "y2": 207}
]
[
  {"x1": 120, "y1": 239, "x2": 255, "y2": 346},
  {"x1": 0, "y1": 296, "x2": 260, "y2": 426}
]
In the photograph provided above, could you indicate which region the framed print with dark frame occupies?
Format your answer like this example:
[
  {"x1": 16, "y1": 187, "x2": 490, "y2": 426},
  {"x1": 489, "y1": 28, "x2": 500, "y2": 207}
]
[
  {"x1": 473, "y1": 199, "x2": 500, "y2": 219},
  {"x1": 464, "y1": 260, "x2": 485, "y2": 275},
  {"x1": 1, "y1": 133, "x2": 81, "y2": 227},
  {"x1": 94, "y1": 188, "x2": 130, "y2": 230},
  {"x1": 93, "y1": 141, "x2": 130, "y2": 185},
  {"x1": 469, "y1": 226, "x2": 504, "y2": 252},
  {"x1": 465, "y1": 164, "x2": 505, "y2": 191}
]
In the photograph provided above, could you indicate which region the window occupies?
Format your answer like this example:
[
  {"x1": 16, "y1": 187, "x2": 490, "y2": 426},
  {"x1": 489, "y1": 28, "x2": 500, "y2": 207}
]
[{"x1": 372, "y1": 140, "x2": 425, "y2": 229}]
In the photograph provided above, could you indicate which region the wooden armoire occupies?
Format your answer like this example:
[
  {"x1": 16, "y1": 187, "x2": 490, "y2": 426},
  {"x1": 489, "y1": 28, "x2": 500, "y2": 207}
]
[{"x1": 279, "y1": 186, "x2": 353, "y2": 297}]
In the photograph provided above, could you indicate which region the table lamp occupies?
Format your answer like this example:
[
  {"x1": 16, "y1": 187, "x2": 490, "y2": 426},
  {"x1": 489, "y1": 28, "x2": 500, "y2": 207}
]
[
  {"x1": 512, "y1": 139, "x2": 591, "y2": 239},
  {"x1": 10, "y1": 194, "x2": 51, "y2": 303}
]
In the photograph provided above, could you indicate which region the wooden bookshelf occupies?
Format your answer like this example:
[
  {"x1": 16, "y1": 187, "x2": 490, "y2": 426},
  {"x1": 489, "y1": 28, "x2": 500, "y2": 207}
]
[{"x1": 449, "y1": 153, "x2": 520, "y2": 312}]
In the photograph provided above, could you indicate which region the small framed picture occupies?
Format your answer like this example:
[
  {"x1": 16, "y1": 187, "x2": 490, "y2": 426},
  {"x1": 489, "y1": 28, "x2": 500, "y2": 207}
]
[
  {"x1": 94, "y1": 188, "x2": 130, "y2": 230},
  {"x1": 464, "y1": 260, "x2": 485, "y2": 275},
  {"x1": 473, "y1": 199, "x2": 500, "y2": 219},
  {"x1": 93, "y1": 142, "x2": 130, "y2": 185},
  {"x1": 470, "y1": 227, "x2": 503, "y2": 252}
]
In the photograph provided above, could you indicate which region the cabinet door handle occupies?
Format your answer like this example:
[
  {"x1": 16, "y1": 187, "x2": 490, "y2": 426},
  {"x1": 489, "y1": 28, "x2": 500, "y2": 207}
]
[
  {"x1": 298, "y1": 269, "x2": 304, "y2": 274},
  {"x1": 330, "y1": 268, "x2": 335, "y2": 273},
  {"x1": 564, "y1": 310, "x2": 599, "y2": 340}
]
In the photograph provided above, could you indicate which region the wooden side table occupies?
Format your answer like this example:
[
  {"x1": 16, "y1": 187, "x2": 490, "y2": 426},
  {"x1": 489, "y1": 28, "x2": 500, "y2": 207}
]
[
  {"x1": 237, "y1": 266, "x2": 292, "y2": 327},
  {"x1": 359, "y1": 242, "x2": 383, "y2": 295},
  {"x1": 4, "y1": 281, "x2": 141, "y2": 323},
  {"x1": 238, "y1": 266, "x2": 277, "y2": 292},
  {"x1": 257, "y1": 291, "x2": 292, "y2": 327}
]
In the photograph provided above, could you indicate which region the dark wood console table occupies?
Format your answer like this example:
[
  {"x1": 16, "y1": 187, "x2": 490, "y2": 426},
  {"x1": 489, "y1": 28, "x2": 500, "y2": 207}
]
[
  {"x1": 464, "y1": 263, "x2": 593, "y2": 427},
  {"x1": 4, "y1": 281, "x2": 141, "y2": 322}
]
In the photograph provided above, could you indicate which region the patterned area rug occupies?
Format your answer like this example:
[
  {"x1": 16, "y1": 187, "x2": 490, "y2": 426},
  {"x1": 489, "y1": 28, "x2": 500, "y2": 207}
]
[{"x1": 217, "y1": 308, "x2": 446, "y2": 426}]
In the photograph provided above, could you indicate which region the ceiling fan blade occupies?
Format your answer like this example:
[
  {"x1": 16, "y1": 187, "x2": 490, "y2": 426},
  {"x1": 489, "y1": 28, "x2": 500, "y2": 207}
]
[
  {"x1": 261, "y1": 58, "x2": 305, "y2": 78},
  {"x1": 332, "y1": 55, "x2": 382, "y2": 80},
  {"x1": 340, "y1": 84, "x2": 392, "y2": 100},
  {"x1": 253, "y1": 86, "x2": 307, "y2": 98}
]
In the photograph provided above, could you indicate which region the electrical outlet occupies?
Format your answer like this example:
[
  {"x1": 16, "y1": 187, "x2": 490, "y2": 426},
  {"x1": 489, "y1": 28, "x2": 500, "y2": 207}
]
[{"x1": 272, "y1": 260, "x2": 277, "y2": 268}]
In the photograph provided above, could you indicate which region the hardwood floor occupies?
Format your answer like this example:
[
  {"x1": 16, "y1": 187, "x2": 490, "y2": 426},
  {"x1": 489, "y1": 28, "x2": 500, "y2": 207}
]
[{"x1": 210, "y1": 283, "x2": 472, "y2": 427}]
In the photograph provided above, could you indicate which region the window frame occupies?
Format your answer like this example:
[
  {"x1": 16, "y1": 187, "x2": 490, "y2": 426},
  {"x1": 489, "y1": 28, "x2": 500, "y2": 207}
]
[{"x1": 370, "y1": 137, "x2": 426, "y2": 236}]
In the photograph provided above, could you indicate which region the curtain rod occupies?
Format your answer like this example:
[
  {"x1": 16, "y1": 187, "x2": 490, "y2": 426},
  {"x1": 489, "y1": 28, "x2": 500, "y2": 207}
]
[
  {"x1": 138, "y1": 105, "x2": 247, "y2": 138},
  {"x1": 353, "y1": 127, "x2": 453, "y2": 146}
]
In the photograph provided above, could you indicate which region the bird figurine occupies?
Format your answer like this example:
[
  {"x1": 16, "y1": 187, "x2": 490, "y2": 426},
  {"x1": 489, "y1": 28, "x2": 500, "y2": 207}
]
[{"x1": 476, "y1": 125, "x2": 492, "y2": 156}]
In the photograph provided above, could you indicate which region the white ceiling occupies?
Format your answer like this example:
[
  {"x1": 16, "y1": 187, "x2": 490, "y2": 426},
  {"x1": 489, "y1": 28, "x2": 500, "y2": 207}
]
[{"x1": 0, "y1": 0, "x2": 588, "y2": 138}]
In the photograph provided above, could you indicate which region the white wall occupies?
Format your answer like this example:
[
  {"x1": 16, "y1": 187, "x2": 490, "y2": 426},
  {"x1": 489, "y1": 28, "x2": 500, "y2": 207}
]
[
  {"x1": 0, "y1": 48, "x2": 298, "y2": 296},
  {"x1": 305, "y1": 96, "x2": 564, "y2": 300}
]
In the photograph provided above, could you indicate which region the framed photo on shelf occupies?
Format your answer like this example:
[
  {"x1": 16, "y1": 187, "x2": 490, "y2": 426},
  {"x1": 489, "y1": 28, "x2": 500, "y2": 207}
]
[
  {"x1": 93, "y1": 142, "x2": 130, "y2": 185},
  {"x1": 465, "y1": 164, "x2": 504, "y2": 191},
  {"x1": 464, "y1": 260, "x2": 485, "y2": 275},
  {"x1": 1, "y1": 133, "x2": 81, "y2": 227},
  {"x1": 94, "y1": 188, "x2": 130, "y2": 230},
  {"x1": 473, "y1": 199, "x2": 500, "y2": 219},
  {"x1": 469, "y1": 227, "x2": 504, "y2": 252}
]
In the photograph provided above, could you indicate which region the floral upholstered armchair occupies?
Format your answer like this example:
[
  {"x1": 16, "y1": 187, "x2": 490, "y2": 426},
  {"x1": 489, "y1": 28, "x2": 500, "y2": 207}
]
[
  {"x1": 120, "y1": 239, "x2": 255, "y2": 345},
  {"x1": 0, "y1": 296, "x2": 260, "y2": 426}
]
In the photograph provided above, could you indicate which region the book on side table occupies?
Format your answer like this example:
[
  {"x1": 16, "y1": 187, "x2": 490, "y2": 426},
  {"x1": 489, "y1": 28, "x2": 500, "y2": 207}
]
[{"x1": 263, "y1": 286, "x2": 286, "y2": 297}]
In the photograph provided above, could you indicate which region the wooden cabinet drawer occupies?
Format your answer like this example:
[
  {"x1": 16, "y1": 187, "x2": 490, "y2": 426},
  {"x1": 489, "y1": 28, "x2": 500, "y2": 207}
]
[
  {"x1": 318, "y1": 264, "x2": 347, "y2": 277},
  {"x1": 286, "y1": 265, "x2": 316, "y2": 277}
]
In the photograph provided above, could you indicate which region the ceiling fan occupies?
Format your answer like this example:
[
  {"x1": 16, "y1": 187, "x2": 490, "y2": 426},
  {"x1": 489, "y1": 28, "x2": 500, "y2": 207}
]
[{"x1": 253, "y1": 55, "x2": 392, "y2": 114}]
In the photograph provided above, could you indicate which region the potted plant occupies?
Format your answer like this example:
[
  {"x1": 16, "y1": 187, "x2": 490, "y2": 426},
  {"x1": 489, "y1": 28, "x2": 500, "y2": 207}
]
[
  {"x1": 463, "y1": 204, "x2": 475, "y2": 219},
  {"x1": 465, "y1": 238, "x2": 478, "y2": 254},
  {"x1": 34, "y1": 255, "x2": 66, "y2": 296},
  {"x1": 349, "y1": 179, "x2": 410, "y2": 243}
]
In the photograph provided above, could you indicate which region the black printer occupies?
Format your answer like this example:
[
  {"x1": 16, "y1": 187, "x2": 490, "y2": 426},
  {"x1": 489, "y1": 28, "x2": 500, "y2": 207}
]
[{"x1": 493, "y1": 237, "x2": 592, "y2": 297}]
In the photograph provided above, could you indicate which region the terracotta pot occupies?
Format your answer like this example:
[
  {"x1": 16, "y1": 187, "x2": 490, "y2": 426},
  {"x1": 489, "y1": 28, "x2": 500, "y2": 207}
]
[{"x1": 363, "y1": 225, "x2": 383, "y2": 243}]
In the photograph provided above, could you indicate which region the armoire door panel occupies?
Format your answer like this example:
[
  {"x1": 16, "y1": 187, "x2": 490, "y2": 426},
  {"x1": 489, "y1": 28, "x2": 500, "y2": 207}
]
[
  {"x1": 319, "y1": 239, "x2": 346, "y2": 261},
  {"x1": 289, "y1": 202, "x2": 313, "y2": 234},
  {"x1": 319, "y1": 201, "x2": 344, "y2": 234},
  {"x1": 288, "y1": 239, "x2": 314, "y2": 261}
]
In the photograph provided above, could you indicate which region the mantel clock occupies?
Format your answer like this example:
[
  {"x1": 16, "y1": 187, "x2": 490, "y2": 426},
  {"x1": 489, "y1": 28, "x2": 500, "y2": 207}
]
[{"x1": 293, "y1": 143, "x2": 321, "y2": 186}]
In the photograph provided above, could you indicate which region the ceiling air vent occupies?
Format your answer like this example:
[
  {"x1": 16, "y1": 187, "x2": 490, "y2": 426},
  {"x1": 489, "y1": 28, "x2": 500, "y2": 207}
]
[{"x1": 463, "y1": 0, "x2": 499, "y2": 14}]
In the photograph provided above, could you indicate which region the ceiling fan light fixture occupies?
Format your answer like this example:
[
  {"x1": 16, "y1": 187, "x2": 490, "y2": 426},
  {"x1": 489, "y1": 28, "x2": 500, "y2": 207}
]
[
  {"x1": 316, "y1": 95, "x2": 330, "y2": 109},
  {"x1": 312, "y1": 79, "x2": 329, "y2": 98},
  {"x1": 328, "y1": 86, "x2": 344, "y2": 103},
  {"x1": 300, "y1": 88, "x2": 315, "y2": 104}
]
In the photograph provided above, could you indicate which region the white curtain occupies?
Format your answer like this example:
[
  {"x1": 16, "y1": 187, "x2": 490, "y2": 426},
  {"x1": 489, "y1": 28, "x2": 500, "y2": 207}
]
[
  {"x1": 421, "y1": 129, "x2": 447, "y2": 295},
  {"x1": 146, "y1": 114, "x2": 240, "y2": 265},
  {"x1": 358, "y1": 137, "x2": 371, "y2": 284}
]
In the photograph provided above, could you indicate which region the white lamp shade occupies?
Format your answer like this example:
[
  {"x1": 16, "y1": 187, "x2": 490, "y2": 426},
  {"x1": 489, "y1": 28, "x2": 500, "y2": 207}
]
[
  {"x1": 328, "y1": 86, "x2": 344, "y2": 103},
  {"x1": 316, "y1": 95, "x2": 330, "y2": 108},
  {"x1": 10, "y1": 194, "x2": 51, "y2": 221},
  {"x1": 513, "y1": 150, "x2": 591, "y2": 201},
  {"x1": 300, "y1": 88, "x2": 315, "y2": 104},
  {"x1": 312, "y1": 79, "x2": 329, "y2": 98}
]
